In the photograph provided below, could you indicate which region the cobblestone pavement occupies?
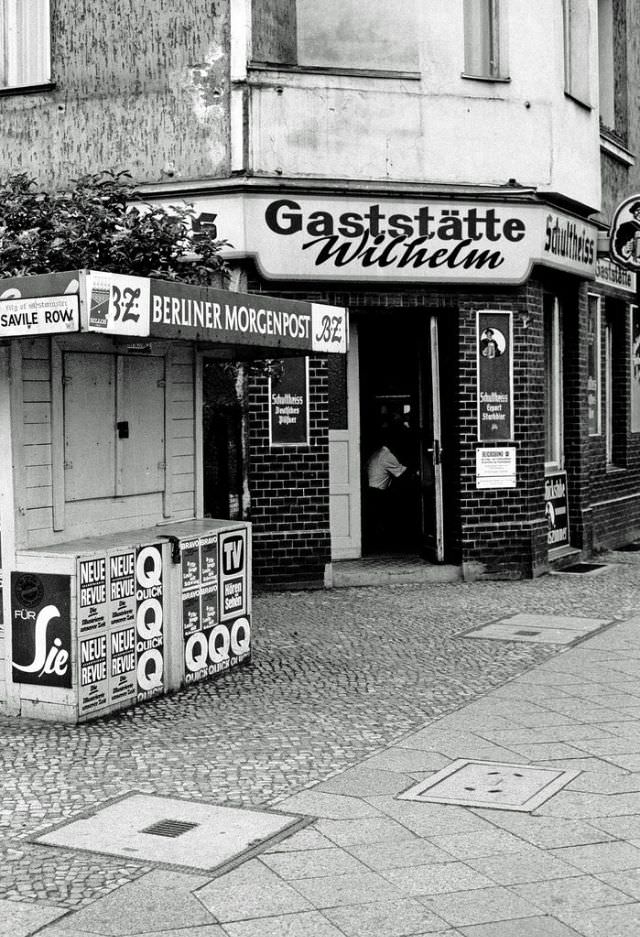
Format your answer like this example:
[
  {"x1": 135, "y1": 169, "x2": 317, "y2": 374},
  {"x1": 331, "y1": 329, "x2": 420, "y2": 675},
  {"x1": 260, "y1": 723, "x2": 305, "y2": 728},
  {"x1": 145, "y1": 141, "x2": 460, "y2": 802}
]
[{"x1": 2, "y1": 551, "x2": 640, "y2": 931}]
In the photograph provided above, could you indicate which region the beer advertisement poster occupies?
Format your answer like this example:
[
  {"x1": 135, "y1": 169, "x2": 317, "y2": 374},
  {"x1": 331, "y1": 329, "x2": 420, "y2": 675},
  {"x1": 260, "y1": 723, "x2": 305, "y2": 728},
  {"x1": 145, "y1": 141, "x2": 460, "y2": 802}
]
[
  {"x1": 545, "y1": 472, "x2": 570, "y2": 550},
  {"x1": 11, "y1": 572, "x2": 72, "y2": 688},
  {"x1": 269, "y1": 357, "x2": 310, "y2": 446},
  {"x1": 477, "y1": 311, "x2": 513, "y2": 442}
]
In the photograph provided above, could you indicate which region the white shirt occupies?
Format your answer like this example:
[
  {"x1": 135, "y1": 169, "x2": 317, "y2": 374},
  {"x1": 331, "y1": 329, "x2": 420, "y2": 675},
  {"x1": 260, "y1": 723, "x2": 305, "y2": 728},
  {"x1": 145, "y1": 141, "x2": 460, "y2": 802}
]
[{"x1": 366, "y1": 446, "x2": 407, "y2": 490}]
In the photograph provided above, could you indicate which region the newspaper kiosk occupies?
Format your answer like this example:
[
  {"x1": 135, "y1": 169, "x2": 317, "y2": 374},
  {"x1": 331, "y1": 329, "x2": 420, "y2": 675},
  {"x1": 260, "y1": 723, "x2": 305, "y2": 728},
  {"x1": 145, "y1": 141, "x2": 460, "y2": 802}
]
[{"x1": 0, "y1": 271, "x2": 347, "y2": 721}]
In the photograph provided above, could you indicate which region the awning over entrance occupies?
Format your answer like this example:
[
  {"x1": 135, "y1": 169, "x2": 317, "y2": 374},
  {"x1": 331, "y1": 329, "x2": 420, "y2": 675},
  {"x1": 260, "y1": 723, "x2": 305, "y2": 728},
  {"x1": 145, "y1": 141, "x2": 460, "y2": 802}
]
[{"x1": 0, "y1": 270, "x2": 348, "y2": 356}]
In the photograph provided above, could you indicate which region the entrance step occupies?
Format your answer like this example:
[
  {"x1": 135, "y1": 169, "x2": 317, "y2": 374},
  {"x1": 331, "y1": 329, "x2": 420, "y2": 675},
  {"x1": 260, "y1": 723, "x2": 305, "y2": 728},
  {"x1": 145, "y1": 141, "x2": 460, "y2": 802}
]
[{"x1": 329, "y1": 555, "x2": 462, "y2": 588}]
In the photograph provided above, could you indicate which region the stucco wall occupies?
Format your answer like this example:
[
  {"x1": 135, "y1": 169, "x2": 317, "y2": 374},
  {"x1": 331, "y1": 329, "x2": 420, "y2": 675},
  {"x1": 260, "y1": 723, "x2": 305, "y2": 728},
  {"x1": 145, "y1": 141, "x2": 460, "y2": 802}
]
[
  {"x1": 246, "y1": 0, "x2": 601, "y2": 211},
  {"x1": 0, "y1": 0, "x2": 230, "y2": 189}
]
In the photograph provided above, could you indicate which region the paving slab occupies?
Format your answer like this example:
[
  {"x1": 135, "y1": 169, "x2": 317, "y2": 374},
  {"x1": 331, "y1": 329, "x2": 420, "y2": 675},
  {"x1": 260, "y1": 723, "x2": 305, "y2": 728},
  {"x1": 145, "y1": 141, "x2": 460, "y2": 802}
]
[
  {"x1": 550, "y1": 841, "x2": 640, "y2": 873},
  {"x1": 380, "y1": 862, "x2": 495, "y2": 897},
  {"x1": 321, "y1": 897, "x2": 450, "y2": 936},
  {"x1": 314, "y1": 766, "x2": 412, "y2": 798},
  {"x1": 56, "y1": 870, "x2": 212, "y2": 936},
  {"x1": 558, "y1": 902, "x2": 640, "y2": 937},
  {"x1": 459, "y1": 916, "x2": 585, "y2": 937},
  {"x1": 222, "y1": 911, "x2": 344, "y2": 937},
  {"x1": 0, "y1": 899, "x2": 67, "y2": 937},
  {"x1": 513, "y1": 874, "x2": 635, "y2": 913},
  {"x1": 344, "y1": 838, "x2": 454, "y2": 871},
  {"x1": 196, "y1": 860, "x2": 312, "y2": 922},
  {"x1": 288, "y1": 869, "x2": 404, "y2": 909},
  {"x1": 420, "y1": 885, "x2": 541, "y2": 927},
  {"x1": 260, "y1": 846, "x2": 369, "y2": 879},
  {"x1": 466, "y1": 848, "x2": 578, "y2": 884}
]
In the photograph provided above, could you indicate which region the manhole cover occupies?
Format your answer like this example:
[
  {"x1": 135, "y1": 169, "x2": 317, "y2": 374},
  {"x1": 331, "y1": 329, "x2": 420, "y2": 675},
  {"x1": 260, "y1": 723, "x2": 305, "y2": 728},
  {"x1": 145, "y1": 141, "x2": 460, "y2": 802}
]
[
  {"x1": 557, "y1": 562, "x2": 608, "y2": 574},
  {"x1": 514, "y1": 630, "x2": 541, "y2": 636},
  {"x1": 398, "y1": 760, "x2": 580, "y2": 812},
  {"x1": 463, "y1": 612, "x2": 610, "y2": 645},
  {"x1": 33, "y1": 793, "x2": 309, "y2": 873},
  {"x1": 141, "y1": 819, "x2": 200, "y2": 838}
]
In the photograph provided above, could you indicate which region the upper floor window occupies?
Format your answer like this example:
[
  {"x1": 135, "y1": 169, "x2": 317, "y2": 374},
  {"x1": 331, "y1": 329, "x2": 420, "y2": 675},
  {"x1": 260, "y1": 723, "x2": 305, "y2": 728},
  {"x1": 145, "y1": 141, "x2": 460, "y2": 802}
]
[
  {"x1": 597, "y1": 0, "x2": 628, "y2": 144},
  {"x1": 0, "y1": 0, "x2": 50, "y2": 89},
  {"x1": 463, "y1": 0, "x2": 508, "y2": 80},
  {"x1": 251, "y1": 0, "x2": 419, "y2": 73},
  {"x1": 563, "y1": 0, "x2": 592, "y2": 106}
]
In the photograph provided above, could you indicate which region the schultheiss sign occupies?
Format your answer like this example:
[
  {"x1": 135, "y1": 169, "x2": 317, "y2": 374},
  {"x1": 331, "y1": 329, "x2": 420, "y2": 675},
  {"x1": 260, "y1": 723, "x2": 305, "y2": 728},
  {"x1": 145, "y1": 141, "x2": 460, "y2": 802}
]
[{"x1": 175, "y1": 193, "x2": 598, "y2": 285}]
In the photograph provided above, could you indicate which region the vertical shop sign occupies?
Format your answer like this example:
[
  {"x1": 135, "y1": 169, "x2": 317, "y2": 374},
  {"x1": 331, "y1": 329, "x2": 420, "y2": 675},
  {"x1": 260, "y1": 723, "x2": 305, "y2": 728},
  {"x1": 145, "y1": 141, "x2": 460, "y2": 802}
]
[
  {"x1": 11, "y1": 572, "x2": 72, "y2": 688},
  {"x1": 135, "y1": 544, "x2": 164, "y2": 701},
  {"x1": 545, "y1": 472, "x2": 570, "y2": 550},
  {"x1": 477, "y1": 311, "x2": 513, "y2": 442},
  {"x1": 269, "y1": 357, "x2": 310, "y2": 446},
  {"x1": 631, "y1": 305, "x2": 640, "y2": 432},
  {"x1": 587, "y1": 295, "x2": 601, "y2": 436},
  {"x1": 108, "y1": 549, "x2": 137, "y2": 705},
  {"x1": 77, "y1": 554, "x2": 110, "y2": 715}
]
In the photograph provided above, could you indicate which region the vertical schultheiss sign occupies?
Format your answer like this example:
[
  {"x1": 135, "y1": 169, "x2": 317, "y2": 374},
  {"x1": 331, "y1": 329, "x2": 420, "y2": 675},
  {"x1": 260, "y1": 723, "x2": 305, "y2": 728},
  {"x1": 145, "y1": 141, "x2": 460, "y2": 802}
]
[{"x1": 477, "y1": 311, "x2": 513, "y2": 442}]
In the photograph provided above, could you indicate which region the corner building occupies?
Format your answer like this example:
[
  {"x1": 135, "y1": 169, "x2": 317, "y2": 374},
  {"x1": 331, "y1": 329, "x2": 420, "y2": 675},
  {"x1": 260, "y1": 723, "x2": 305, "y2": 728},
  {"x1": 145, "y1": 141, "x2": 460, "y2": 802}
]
[{"x1": 2, "y1": 1, "x2": 640, "y2": 585}]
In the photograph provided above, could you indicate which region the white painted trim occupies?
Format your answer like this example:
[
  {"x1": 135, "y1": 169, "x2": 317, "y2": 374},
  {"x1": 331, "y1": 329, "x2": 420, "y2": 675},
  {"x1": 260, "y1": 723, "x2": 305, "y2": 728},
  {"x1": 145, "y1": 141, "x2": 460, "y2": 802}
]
[
  {"x1": 51, "y1": 339, "x2": 65, "y2": 531},
  {"x1": 230, "y1": 0, "x2": 250, "y2": 82}
]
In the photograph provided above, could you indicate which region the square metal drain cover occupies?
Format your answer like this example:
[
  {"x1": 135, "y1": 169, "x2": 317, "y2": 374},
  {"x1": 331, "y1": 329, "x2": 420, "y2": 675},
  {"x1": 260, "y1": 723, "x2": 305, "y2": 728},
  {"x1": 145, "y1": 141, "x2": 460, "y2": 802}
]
[
  {"x1": 398, "y1": 760, "x2": 580, "y2": 812},
  {"x1": 33, "y1": 793, "x2": 309, "y2": 873}
]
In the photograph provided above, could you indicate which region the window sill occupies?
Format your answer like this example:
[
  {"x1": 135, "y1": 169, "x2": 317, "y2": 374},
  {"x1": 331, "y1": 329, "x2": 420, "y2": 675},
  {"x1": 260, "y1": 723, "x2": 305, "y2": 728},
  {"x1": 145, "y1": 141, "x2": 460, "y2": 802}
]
[
  {"x1": 600, "y1": 132, "x2": 635, "y2": 167},
  {"x1": 460, "y1": 72, "x2": 511, "y2": 83},
  {"x1": 247, "y1": 62, "x2": 421, "y2": 81},
  {"x1": 0, "y1": 81, "x2": 56, "y2": 97},
  {"x1": 564, "y1": 90, "x2": 592, "y2": 112},
  {"x1": 605, "y1": 463, "x2": 627, "y2": 474}
]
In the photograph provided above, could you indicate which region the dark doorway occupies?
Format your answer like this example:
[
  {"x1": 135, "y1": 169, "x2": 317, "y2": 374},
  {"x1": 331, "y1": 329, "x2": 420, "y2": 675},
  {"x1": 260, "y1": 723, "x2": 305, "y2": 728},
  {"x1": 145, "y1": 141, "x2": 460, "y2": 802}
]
[
  {"x1": 202, "y1": 360, "x2": 244, "y2": 520},
  {"x1": 358, "y1": 310, "x2": 459, "y2": 560}
]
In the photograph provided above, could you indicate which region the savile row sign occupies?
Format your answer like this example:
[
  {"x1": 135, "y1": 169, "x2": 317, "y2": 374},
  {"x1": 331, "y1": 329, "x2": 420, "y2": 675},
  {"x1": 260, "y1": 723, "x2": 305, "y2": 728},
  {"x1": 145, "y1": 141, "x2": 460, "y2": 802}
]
[{"x1": 163, "y1": 193, "x2": 599, "y2": 285}]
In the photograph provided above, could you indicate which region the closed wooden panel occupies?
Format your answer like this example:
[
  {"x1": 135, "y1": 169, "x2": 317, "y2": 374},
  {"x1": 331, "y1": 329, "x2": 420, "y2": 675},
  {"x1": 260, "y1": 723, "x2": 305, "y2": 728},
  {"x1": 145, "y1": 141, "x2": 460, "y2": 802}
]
[
  {"x1": 23, "y1": 379, "x2": 52, "y2": 403},
  {"x1": 117, "y1": 356, "x2": 165, "y2": 495},
  {"x1": 25, "y1": 464, "x2": 53, "y2": 488},
  {"x1": 173, "y1": 472, "x2": 195, "y2": 494},
  {"x1": 26, "y1": 486, "x2": 53, "y2": 509},
  {"x1": 23, "y1": 422, "x2": 51, "y2": 446},
  {"x1": 23, "y1": 401, "x2": 51, "y2": 425},
  {"x1": 64, "y1": 353, "x2": 116, "y2": 500},
  {"x1": 172, "y1": 491, "x2": 196, "y2": 514},
  {"x1": 173, "y1": 418, "x2": 194, "y2": 439},
  {"x1": 172, "y1": 455, "x2": 194, "y2": 476},
  {"x1": 24, "y1": 444, "x2": 52, "y2": 467},
  {"x1": 26, "y1": 507, "x2": 54, "y2": 532},
  {"x1": 22, "y1": 359, "x2": 50, "y2": 380},
  {"x1": 173, "y1": 436, "x2": 195, "y2": 457}
]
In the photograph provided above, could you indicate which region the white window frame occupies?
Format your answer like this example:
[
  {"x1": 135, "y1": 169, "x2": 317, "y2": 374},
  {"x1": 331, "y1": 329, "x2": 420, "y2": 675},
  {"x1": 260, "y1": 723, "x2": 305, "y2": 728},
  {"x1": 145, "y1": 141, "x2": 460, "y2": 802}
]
[
  {"x1": 563, "y1": 0, "x2": 592, "y2": 107},
  {"x1": 597, "y1": 0, "x2": 615, "y2": 129},
  {"x1": 462, "y1": 0, "x2": 509, "y2": 81},
  {"x1": 0, "y1": 0, "x2": 50, "y2": 89},
  {"x1": 544, "y1": 296, "x2": 564, "y2": 471},
  {"x1": 587, "y1": 293, "x2": 602, "y2": 437}
]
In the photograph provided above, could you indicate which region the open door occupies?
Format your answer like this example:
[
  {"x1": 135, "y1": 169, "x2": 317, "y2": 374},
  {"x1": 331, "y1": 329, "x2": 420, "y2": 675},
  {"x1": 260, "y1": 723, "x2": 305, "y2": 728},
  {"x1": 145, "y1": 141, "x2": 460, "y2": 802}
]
[{"x1": 419, "y1": 316, "x2": 445, "y2": 562}]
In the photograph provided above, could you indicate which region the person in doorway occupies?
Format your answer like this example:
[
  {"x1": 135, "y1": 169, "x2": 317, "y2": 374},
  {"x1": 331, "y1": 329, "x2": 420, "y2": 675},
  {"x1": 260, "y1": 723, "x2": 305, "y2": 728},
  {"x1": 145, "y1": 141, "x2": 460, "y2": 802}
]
[{"x1": 366, "y1": 433, "x2": 409, "y2": 550}]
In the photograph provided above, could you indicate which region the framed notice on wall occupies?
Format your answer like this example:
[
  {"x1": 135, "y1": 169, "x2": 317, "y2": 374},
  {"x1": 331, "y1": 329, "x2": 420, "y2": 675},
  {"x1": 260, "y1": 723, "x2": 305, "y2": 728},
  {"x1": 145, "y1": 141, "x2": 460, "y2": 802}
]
[
  {"x1": 631, "y1": 304, "x2": 640, "y2": 432},
  {"x1": 477, "y1": 311, "x2": 513, "y2": 442},
  {"x1": 269, "y1": 357, "x2": 310, "y2": 446}
]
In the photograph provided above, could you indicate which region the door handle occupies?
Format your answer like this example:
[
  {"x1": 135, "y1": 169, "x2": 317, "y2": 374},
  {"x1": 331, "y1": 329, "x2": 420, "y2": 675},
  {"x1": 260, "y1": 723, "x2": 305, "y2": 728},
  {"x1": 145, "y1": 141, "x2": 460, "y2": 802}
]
[{"x1": 427, "y1": 440, "x2": 443, "y2": 464}]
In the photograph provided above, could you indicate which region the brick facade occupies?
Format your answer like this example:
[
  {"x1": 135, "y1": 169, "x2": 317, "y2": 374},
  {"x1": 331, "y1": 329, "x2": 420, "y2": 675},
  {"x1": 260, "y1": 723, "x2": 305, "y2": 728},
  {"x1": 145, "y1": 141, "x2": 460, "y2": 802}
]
[{"x1": 247, "y1": 358, "x2": 331, "y2": 589}]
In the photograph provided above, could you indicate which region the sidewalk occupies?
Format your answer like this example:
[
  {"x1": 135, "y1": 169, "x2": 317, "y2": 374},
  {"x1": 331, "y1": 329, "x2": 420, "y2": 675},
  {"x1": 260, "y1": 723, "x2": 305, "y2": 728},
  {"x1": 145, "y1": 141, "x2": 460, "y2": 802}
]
[{"x1": 4, "y1": 551, "x2": 640, "y2": 936}]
